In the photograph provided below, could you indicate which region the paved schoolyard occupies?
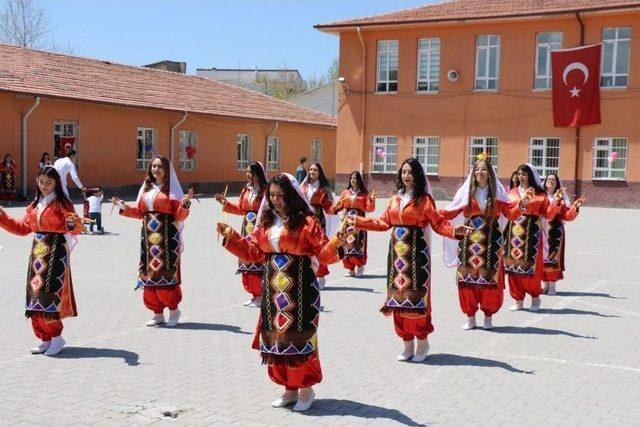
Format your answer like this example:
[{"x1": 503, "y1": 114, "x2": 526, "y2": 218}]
[{"x1": 0, "y1": 197, "x2": 638, "y2": 426}]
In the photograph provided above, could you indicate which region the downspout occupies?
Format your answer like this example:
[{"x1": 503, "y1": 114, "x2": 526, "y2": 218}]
[
  {"x1": 265, "y1": 121, "x2": 280, "y2": 172},
  {"x1": 170, "y1": 111, "x2": 188, "y2": 163},
  {"x1": 357, "y1": 26, "x2": 367, "y2": 176},
  {"x1": 574, "y1": 12, "x2": 585, "y2": 198},
  {"x1": 22, "y1": 96, "x2": 41, "y2": 198}
]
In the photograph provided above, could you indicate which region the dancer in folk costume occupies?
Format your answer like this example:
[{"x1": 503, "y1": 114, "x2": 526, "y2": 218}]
[
  {"x1": 215, "y1": 161, "x2": 268, "y2": 307},
  {"x1": 112, "y1": 156, "x2": 193, "y2": 327},
  {"x1": 217, "y1": 173, "x2": 345, "y2": 411},
  {"x1": 0, "y1": 154, "x2": 18, "y2": 202},
  {"x1": 440, "y1": 156, "x2": 518, "y2": 330},
  {"x1": 541, "y1": 174, "x2": 585, "y2": 295},
  {"x1": 503, "y1": 164, "x2": 561, "y2": 312},
  {"x1": 347, "y1": 159, "x2": 471, "y2": 362},
  {"x1": 300, "y1": 162, "x2": 338, "y2": 289},
  {"x1": 331, "y1": 171, "x2": 376, "y2": 277},
  {"x1": 0, "y1": 166, "x2": 82, "y2": 356}
]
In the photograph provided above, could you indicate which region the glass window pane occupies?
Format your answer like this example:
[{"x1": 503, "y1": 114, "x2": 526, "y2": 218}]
[
  {"x1": 477, "y1": 50, "x2": 487, "y2": 77},
  {"x1": 476, "y1": 79, "x2": 487, "y2": 90},
  {"x1": 489, "y1": 47, "x2": 498, "y2": 77},
  {"x1": 616, "y1": 40, "x2": 630, "y2": 75},
  {"x1": 388, "y1": 82, "x2": 397, "y2": 91},
  {"x1": 602, "y1": 43, "x2": 614, "y2": 73},
  {"x1": 551, "y1": 31, "x2": 563, "y2": 43},
  {"x1": 537, "y1": 32, "x2": 549, "y2": 43},
  {"x1": 477, "y1": 35, "x2": 487, "y2": 46},
  {"x1": 603, "y1": 28, "x2": 615, "y2": 40},
  {"x1": 615, "y1": 76, "x2": 628, "y2": 87},
  {"x1": 537, "y1": 46, "x2": 547, "y2": 76},
  {"x1": 601, "y1": 76, "x2": 613, "y2": 87},
  {"x1": 618, "y1": 27, "x2": 631, "y2": 39}
]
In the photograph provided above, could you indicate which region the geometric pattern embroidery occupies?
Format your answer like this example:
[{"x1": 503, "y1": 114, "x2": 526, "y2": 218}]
[
  {"x1": 25, "y1": 232, "x2": 68, "y2": 315},
  {"x1": 503, "y1": 215, "x2": 540, "y2": 276},
  {"x1": 237, "y1": 211, "x2": 264, "y2": 273},
  {"x1": 457, "y1": 216, "x2": 502, "y2": 287},
  {"x1": 270, "y1": 254, "x2": 296, "y2": 333},
  {"x1": 138, "y1": 212, "x2": 180, "y2": 287}
]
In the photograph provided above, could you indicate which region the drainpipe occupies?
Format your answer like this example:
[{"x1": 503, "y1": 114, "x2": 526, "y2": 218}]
[
  {"x1": 573, "y1": 12, "x2": 585, "y2": 198},
  {"x1": 170, "y1": 111, "x2": 188, "y2": 163},
  {"x1": 265, "y1": 121, "x2": 280, "y2": 172},
  {"x1": 22, "y1": 96, "x2": 41, "y2": 198},
  {"x1": 357, "y1": 26, "x2": 367, "y2": 176}
]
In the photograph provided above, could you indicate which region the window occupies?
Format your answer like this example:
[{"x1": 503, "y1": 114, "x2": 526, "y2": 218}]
[
  {"x1": 601, "y1": 27, "x2": 631, "y2": 88},
  {"x1": 53, "y1": 121, "x2": 78, "y2": 160},
  {"x1": 468, "y1": 137, "x2": 499, "y2": 173},
  {"x1": 417, "y1": 38, "x2": 440, "y2": 92},
  {"x1": 136, "y1": 127, "x2": 156, "y2": 170},
  {"x1": 311, "y1": 139, "x2": 322, "y2": 164},
  {"x1": 376, "y1": 40, "x2": 398, "y2": 92},
  {"x1": 475, "y1": 35, "x2": 500, "y2": 90},
  {"x1": 267, "y1": 136, "x2": 280, "y2": 171},
  {"x1": 592, "y1": 137, "x2": 627, "y2": 180},
  {"x1": 413, "y1": 136, "x2": 440, "y2": 175},
  {"x1": 237, "y1": 134, "x2": 250, "y2": 170},
  {"x1": 529, "y1": 137, "x2": 560, "y2": 177},
  {"x1": 179, "y1": 130, "x2": 197, "y2": 171},
  {"x1": 534, "y1": 32, "x2": 563, "y2": 89},
  {"x1": 370, "y1": 136, "x2": 398, "y2": 173}
]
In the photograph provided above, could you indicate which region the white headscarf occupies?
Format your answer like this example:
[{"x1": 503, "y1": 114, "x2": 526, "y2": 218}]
[{"x1": 442, "y1": 163, "x2": 509, "y2": 268}]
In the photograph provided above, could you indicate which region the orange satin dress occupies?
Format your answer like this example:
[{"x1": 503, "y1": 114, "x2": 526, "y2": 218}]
[
  {"x1": 543, "y1": 199, "x2": 579, "y2": 282},
  {"x1": 301, "y1": 183, "x2": 334, "y2": 278}
]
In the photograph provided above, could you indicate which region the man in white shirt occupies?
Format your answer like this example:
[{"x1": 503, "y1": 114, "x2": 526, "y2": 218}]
[{"x1": 53, "y1": 150, "x2": 85, "y2": 197}]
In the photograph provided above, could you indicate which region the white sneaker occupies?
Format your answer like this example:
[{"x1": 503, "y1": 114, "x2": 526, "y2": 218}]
[
  {"x1": 413, "y1": 340, "x2": 430, "y2": 363},
  {"x1": 547, "y1": 283, "x2": 557, "y2": 295},
  {"x1": 166, "y1": 309, "x2": 181, "y2": 327},
  {"x1": 271, "y1": 389, "x2": 298, "y2": 408},
  {"x1": 293, "y1": 388, "x2": 315, "y2": 412},
  {"x1": 397, "y1": 340, "x2": 414, "y2": 361},
  {"x1": 44, "y1": 336, "x2": 65, "y2": 356},
  {"x1": 530, "y1": 297, "x2": 541, "y2": 312},
  {"x1": 462, "y1": 316, "x2": 476, "y2": 330},
  {"x1": 146, "y1": 313, "x2": 165, "y2": 326},
  {"x1": 317, "y1": 277, "x2": 326, "y2": 290},
  {"x1": 355, "y1": 266, "x2": 365, "y2": 277},
  {"x1": 243, "y1": 298, "x2": 254, "y2": 306},
  {"x1": 345, "y1": 270, "x2": 355, "y2": 277},
  {"x1": 30, "y1": 341, "x2": 51, "y2": 354},
  {"x1": 483, "y1": 316, "x2": 494, "y2": 330},
  {"x1": 509, "y1": 301, "x2": 524, "y2": 311},
  {"x1": 249, "y1": 297, "x2": 262, "y2": 308}
]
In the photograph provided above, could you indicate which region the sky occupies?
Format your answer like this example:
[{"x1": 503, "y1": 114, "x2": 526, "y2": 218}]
[{"x1": 41, "y1": 0, "x2": 438, "y2": 80}]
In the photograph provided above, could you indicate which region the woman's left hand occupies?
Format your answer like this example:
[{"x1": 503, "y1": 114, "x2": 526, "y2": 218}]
[
  {"x1": 65, "y1": 214, "x2": 77, "y2": 230},
  {"x1": 181, "y1": 188, "x2": 195, "y2": 206},
  {"x1": 454, "y1": 224, "x2": 474, "y2": 238}
]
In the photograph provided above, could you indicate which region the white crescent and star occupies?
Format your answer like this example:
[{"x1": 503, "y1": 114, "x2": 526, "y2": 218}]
[{"x1": 562, "y1": 62, "x2": 589, "y2": 98}]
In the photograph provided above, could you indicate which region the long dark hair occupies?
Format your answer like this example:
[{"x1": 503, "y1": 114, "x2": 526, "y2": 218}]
[
  {"x1": 397, "y1": 158, "x2": 427, "y2": 202},
  {"x1": 309, "y1": 162, "x2": 331, "y2": 189},
  {"x1": 3, "y1": 154, "x2": 14, "y2": 166},
  {"x1": 517, "y1": 164, "x2": 545, "y2": 193},
  {"x1": 469, "y1": 158, "x2": 498, "y2": 217},
  {"x1": 143, "y1": 156, "x2": 171, "y2": 194},
  {"x1": 40, "y1": 152, "x2": 51, "y2": 164},
  {"x1": 248, "y1": 161, "x2": 268, "y2": 191},
  {"x1": 509, "y1": 170, "x2": 520, "y2": 190},
  {"x1": 32, "y1": 166, "x2": 75, "y2": 211},
  {"x1": 260, "y1": 174, "x2": 314, "y2": 231},
  {"x1": 347, "y1": 171, "x2": 368, "y2": 195},
  {"x1": 543, "y1": 173, "x2": 562, "y2": 195}
]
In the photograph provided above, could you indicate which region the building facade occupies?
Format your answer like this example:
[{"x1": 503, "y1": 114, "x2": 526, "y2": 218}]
[
  {"x1": 287, "y1": 82, "x2": 339, "y2": 116},
  {"x1": 317, "y1": 0, "x2": 640, "y2": 206}
]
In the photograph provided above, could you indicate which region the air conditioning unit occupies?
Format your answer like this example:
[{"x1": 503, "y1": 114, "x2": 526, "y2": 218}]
[{"x1": 447, "y1": 69, "x2": 459, "y2": 82}]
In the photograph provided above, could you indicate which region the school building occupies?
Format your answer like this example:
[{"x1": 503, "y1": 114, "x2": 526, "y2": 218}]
[
  {"x1": 0, "y1": 44, "x2": 336, "y2": 197},
  {"x1": 316, "y1": 0, "x2": 640, "y2": 207}
]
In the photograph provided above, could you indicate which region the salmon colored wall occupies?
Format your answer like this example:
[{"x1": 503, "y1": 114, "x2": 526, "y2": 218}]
[
  {"x1": 336, "y1": 11, "x2": 640, "y2": 188},
  {"x1": 0, "y1": 92, "x2": 335, "y2": 193}
]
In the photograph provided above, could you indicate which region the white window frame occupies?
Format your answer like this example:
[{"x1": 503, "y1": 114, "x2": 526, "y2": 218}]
[
  {"x1": 592, "y1": 137, "x2": 627, "y2": 181},
  {"x1": 601, "y1": 27, "x2": 631, "y2": 89},
  {"x1": 267, "y1": 136, "x2": 280, "y2": 171},
  {"x1": 475, "y1": 35, "x2": 500, "y2": 91},
  {"x1": 311, "y1": 139, "x2": 322, "y2": 164},
  {"x1": 370, "y1": 136, "x2": 398, "y2": 174},
  {"x1": 178, "y1": 130, "x2": 197, "y2": 171},
  {"x1": 412, "y1": 136, "x2": 440, "y2": 175},
  {"x1": 237, "y1": 134, "x2": 250, "y2": 170},
  {"x1": 417, "y1": 38, "x2": 440, "y2": 93},
  {"x1": 468, "y1": 137, "x2": 499, "y2": 173},
  {"x1": 53, "y1": 121, "x2": 78, "y2": 160},
  {"x1": 376, "y1": 40, "x2": 399, "y2": 93},
  {"x1": 534, "y1": 32, "x2": 563, "y2": 90},
  {"x1": 529, "y1": 137, "x2": 560, "y2": 177},
  {"x1": 136, "y1": 127, "x2": 156, "y2": 170}
]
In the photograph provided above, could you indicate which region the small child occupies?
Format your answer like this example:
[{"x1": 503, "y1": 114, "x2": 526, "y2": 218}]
[{"x1": 87, "y1": 189, "x2": 104, "y2": 234}]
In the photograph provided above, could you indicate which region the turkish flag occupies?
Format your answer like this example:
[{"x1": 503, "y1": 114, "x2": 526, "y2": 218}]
[{"x1": 551, "y1": 44, "x2": 602, "y2": 127}]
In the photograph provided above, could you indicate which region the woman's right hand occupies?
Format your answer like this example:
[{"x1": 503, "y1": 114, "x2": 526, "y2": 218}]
[
  {"x1": 216, "y1": 222, "x2": 233, "y2": 238},
  {"x1": 111, "y1": 196, "x2": 125, "y2": 209},
  {"x1": 214, "y1": 194, "x2": 227, "y2": 206}
]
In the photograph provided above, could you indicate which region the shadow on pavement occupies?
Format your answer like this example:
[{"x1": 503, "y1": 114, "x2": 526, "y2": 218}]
[
  {"x1": 164, "y1": 322, "x2": 251, "y2": 334},
  {"x1": 556, "y1": 291, "x2": 625, "y2": 299},
  {"x1": 538, "y1": 308, "x2": 618, "y2": 317},
  {"x1": 357, "y1": 274, "x2": 387, "y2": 279},
  {"x1": 490, "y1": 326, "x2": 596, "y2": 339},
  {"x1": 306, "y1": 398, "x2": 426, "y2": 426},
  {"x1": 55, "y1": 347, "x2": 140, "y2": 366},
  {"x1": 322, "y1": 286, "x2": 378, "y2": 293},
  {"x1": 418, "y1": 353, "x2": 534, "y2": 374}
]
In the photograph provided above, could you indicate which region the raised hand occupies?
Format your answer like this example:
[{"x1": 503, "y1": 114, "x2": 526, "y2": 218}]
[
  {"x1": 181, "y1": 188, "x2": 195, "y2": 206},
  {"x1": 454, "y1": 224, "x2": 474, "y2": 238},
  {"x1": 216, "y1": 222, "x2": 233, "y2": 238},
  {"x1": 214, "y1": 193, "x2": 228, "y2": 206},
  {"x1": 369, "y1": 189, "x2": 377, "y2": 202},
  {"x1": 520, "y1": 188, "x2": 535, "y2": 209},
  {"x1": 573, "y1": 195, "x2": 586, "y2": 209},
  {"x1": 111, "y1": 196, "x2": 125, "y2": 210}
]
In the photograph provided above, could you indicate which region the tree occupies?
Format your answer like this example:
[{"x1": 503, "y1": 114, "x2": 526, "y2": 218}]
[
  {"x1": 0, "y1": 0, "x2": 52, "y2": 48},
  {"x1": 305, "y1": 57, "x2": 339, "y2": 90}
]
